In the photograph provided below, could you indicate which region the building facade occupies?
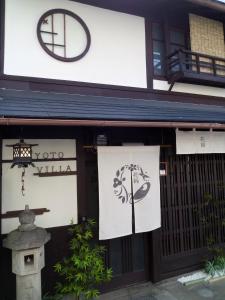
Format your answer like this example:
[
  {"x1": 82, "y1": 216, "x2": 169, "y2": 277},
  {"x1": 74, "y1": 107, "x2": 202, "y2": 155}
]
[{"x1": 1, "y1": 0, "x2": 225, "y2": 298}]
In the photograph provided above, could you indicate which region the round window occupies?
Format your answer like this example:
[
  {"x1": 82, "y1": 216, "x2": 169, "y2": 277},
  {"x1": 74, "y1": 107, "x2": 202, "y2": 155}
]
[{"x1": 37, "y1": 9, "x2": 91, "y2": 62}]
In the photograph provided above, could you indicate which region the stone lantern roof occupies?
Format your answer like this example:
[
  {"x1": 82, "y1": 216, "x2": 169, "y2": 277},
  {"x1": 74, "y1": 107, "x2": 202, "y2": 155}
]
[{"x1": 3, "y1": 205, "x2": 51, "y2": 251}]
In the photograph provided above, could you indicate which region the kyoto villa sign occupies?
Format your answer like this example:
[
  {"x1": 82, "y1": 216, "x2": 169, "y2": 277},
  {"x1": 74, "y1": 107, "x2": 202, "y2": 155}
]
[{"x1": 32, "y1": 151, "x2": 76, "y2": 177}]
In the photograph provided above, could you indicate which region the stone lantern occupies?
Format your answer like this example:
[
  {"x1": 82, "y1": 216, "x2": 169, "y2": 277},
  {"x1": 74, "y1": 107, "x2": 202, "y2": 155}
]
[{"x1": 3, "y1": 205, "x2": 51, "y2": 300}]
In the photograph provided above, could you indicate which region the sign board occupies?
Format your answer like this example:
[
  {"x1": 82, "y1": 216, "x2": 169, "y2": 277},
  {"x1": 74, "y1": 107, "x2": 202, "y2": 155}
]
[
  {"x1": 176, "y1": 130, "x2": 225, "y2": 154},
  {"x1": 2, "y1": 139, "x2": 77, "y2": 234}
]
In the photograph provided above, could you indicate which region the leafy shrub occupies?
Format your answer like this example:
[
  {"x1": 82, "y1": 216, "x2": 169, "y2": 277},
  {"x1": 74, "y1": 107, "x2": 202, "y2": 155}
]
[
  {"x1": 205, "y1": 255, "x2": 225, "y2": 277},
  {"x1": 54, "y1": 219, "x2": 112, "y2": 300}
]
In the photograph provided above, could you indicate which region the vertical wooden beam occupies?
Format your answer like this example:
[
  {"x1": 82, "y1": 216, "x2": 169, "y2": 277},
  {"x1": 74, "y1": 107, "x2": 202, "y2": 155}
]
[
  {"x1": 0, "y1": 0, "x2": 5, "y2": 75},
  {"x1": 196, "y1": 54, "x2": 200, "y2": 74},
  {"x1": 76, "y1": 129, "x2": 87, "y2": 222},
  {"x1": 212, "y1": 58, "x2": 216, "y2": 76},
  {"x1": 185, "y1": 156, "x2": 194, "y2": 250},
  {"x1": 150, "y1": 228, "x2": 161, "y2": 282},
  {"x1": 0, "y1": 139, "x2": 2, "y2": 246},
  {"x1": 163, "y1": 13, "x2": 170, "y2": 60},
  {"x1": 145, "y1": 18, "x2": 153, "y2": 89}
]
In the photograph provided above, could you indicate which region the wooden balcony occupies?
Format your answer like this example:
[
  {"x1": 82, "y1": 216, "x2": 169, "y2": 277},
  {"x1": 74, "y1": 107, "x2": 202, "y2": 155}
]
[{"x1": 167, "y1": 49, "x2": 225, "y2": 90}]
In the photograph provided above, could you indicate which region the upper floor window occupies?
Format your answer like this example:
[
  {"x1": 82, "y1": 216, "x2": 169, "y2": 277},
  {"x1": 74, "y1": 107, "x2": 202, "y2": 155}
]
[
  {"x1": 169, "y1": 29, "x2": 185, "y2": 53},
  {"x1": 152, "y1": 23, "x2": 166, "y2": 76},
  {"x1": 152, "y1": 23, "x2": 185, "y2": 77}
]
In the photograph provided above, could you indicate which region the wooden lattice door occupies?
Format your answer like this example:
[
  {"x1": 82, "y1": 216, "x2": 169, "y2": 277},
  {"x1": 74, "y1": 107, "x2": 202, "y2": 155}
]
[{"x1": 160, "y1": 151, "x2": 225, "y2": 278}]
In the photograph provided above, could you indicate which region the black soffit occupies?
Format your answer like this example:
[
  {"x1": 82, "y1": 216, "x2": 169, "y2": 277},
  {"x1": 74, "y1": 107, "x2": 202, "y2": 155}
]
[
  {"x1": 1, "y1": 89, "x2": 225, "y2": 123},
  {"x1": 69, "y1": 0, "x2": 225, "y2": 17}
]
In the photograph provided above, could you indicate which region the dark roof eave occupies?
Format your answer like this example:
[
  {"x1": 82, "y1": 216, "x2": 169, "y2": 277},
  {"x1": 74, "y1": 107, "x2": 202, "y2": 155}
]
[{"x1": 186, "y1": 0, "x2": 225, "y2": 12}]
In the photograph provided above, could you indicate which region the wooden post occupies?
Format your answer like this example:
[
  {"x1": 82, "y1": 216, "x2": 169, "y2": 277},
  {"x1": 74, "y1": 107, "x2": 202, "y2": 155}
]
[
  {"x1": 0, "y1": 139, "x2": 2, "y2": 247},
  {"x1": 196, "y1": 54, "x2": 200, "y2": 74},
  {"x1": 145, "y1": 19, "x2": 153, "y2": 89},
  {"x1": 212, "y1": 58, "x2": 217, "y2": 76},
  {"x1": 76, "y1": 129, "x2": 87, "y2": 222},
  {"x1": 150, "y1": 228, "x2": 162, "y2": 283},
  {"x1": 178, "y1": 50, "x2": 184, "y2": 73}
]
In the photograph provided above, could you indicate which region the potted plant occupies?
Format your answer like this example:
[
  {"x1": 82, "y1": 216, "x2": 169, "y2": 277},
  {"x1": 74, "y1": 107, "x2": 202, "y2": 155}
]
[{"x1": 54, "y1": 219, "x2": 112, "y2": 300}]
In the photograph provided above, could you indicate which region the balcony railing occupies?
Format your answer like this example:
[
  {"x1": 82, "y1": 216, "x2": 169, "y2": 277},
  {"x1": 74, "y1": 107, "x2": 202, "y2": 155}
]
[{"x1": 167, "y1": 49, "x2": 225, "y2": 90}]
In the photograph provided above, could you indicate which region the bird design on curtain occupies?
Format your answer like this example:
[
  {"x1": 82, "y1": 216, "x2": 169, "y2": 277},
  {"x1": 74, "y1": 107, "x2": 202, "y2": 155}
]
[{"x1": 113, "y1": 164, "x2": 151, "y2": 204}]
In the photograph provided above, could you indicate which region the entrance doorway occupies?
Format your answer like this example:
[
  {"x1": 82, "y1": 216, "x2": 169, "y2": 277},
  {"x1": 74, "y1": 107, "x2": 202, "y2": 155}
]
[{"x1": 85, "y1": 157, "x2": 150, "y2": 291}]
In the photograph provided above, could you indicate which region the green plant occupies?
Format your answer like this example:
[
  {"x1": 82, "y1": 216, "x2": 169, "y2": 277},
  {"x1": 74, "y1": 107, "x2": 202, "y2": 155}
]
[
  {"x1": 199, "y1": 192, "x2": 225, "y2": 276},
  {"x1": 193, "y1": 191, "x2": 225, "y2": 276},
  {"x1": 42, "y1": 294, "x2": 61, "y2": 300},
  {"x1": 205, "y1": 260, "x2": 216, "y2": 277},
  {"x1": 54, "y1": 219, "x2": 112, "y2": 300},
  {"x1": 205, "y1": 255, "x2": 225, "y2": 276}
]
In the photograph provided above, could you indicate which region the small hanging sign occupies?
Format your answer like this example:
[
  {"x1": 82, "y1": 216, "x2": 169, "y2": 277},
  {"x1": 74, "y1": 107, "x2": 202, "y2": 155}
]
[{"x1": 176, "y1": 129, "x2": 225, "y2": 154}]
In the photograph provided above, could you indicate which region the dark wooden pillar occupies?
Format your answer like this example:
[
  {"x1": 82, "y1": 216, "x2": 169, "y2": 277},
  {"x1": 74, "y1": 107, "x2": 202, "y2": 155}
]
[
  {"x1": 76, "y1": 129, "x2": 87, "y2": 221},
  {"x1": 0, "y1": 0, "x2": 5, "y2": 75},
  {"x1": 0, "y1": 139, "x2": 2, "y2": 247},
  {"x1": 150, "y1": 228, "x2": 162, "y2": 283},
  {"x1": 145, "y1": 18, "x2": 153, "y2": 89}
]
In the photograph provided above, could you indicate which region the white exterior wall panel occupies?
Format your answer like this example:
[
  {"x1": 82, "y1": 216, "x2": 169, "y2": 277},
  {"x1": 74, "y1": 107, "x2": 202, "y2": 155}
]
[{"x1": 4, "y1": 0, "x2": 147, "y2": 88}]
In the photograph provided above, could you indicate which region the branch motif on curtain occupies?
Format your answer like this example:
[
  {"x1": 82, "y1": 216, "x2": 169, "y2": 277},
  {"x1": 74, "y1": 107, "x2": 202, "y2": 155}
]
[{"x1": 97, "y1": 146, "x2": 161, "y2": 240}]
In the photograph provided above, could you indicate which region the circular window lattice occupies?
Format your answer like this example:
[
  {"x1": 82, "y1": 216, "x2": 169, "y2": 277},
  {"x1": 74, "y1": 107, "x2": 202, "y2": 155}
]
[{"x1": 37, "y1": 9, "x2": 91, "y2": 62}]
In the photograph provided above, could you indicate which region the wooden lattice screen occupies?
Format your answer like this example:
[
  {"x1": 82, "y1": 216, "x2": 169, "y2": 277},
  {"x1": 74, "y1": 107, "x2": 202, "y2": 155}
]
[{"x1": 160, "y1": 152, "x2": 225, "y2": 257}]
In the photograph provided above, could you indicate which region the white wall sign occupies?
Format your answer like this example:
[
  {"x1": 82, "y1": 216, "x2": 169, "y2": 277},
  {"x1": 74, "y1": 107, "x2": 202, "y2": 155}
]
[
  {"x1": 4, "y1": 0, "x2": 147, "y2": 88},
  {"x1": 176, "y1": 129, "x2": 225, "y2": 154},
  {"x1": 2, "y1": 139, "x2": 77, "y2": 234},
  {"x1": 98, "y1": 146, "x2": 161, "y2": 240}
]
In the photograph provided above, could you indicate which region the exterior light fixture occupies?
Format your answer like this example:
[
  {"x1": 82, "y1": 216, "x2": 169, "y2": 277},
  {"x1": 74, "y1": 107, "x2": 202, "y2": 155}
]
[
  {"x1": 6, "y1": 139, "x2": 38, "y2": 168},
  {"x1": 83, "y1": 134, "x2": 108, "y2": 153},
  {"x1": 6, "y1": 139, "x2": 38, "y2": 196},
  {"x1": 96, "y1": 134, "x2": 108, "y2": 146}
]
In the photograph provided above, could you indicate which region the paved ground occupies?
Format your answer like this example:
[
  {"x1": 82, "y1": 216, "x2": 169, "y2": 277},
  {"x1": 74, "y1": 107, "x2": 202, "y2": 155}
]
[{"x1": 99, "y1": 274, "x2": 225, "y2": 300}]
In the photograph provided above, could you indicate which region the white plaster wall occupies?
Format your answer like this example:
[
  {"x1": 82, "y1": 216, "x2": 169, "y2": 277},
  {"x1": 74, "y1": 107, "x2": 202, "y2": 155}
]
[
  {"x1": 2, "y1": 139, "x2": 77, "y2": 234},
  {"x1": 153, "y1": 79, "x2": 225, "y2": 97},
  {"x1": 4, "y1": 0, "x2": 147, "y2": 88}
]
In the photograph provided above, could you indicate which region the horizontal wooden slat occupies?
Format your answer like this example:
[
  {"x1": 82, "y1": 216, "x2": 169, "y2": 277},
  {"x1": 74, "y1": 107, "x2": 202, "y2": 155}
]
[{"x1": 1, "y1": 208, "x2": 50, "y2": 219}]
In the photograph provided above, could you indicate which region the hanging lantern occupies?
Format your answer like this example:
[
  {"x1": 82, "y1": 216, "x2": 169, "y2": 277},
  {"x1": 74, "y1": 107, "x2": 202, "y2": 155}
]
[
  {"x1": 6, "y1": 139, "x2": 38, "y2": 196},
  {"x1": 6, "y1": 139, "x2": 38, "y2": 168},
  {"x1": 96, "y1": 134, "x2": 108, "y2": 146}
]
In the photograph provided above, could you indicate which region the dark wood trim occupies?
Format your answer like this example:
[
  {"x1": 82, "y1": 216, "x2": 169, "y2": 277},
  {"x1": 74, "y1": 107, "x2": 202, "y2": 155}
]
[
  {"x1": 159, "y1": 247, "x2": 210, "y2": 280},
  {"x1": 0, "y1": 0, "x2": 5, "y2": 75},
  {"x1": 144, "y1": 233, "x2": 150, "y2": 281},
  {"x1": 155, "y1": 87, "x2": 225, "y2": 105},
  {"x1": 0, "y1": 139, "x2": 2, "y2": 246},
  {"x1": 187, "y1": 0, "x2": 225, "y2": 13},
  {"x1": 0, "y1": 74, "x2": 149, "y2": 93},
  {"x1": 153, "y1": 75, "x2": 167, "y2": 81},
  {"x1": 1, "y1": 208, "x2": 50, "y2": 219},
  {"x1": 150, "y1": 229, "x2": 162, "y2": 283},
  {"x1": 76, "y1": 132, "x2": 87, "y2": 220},
  {"x1": 145, "y1": 18, "x2": 153, "y2": 89},
  {"x1": 100, "y1": 271, "x2": 147, "y2": 293},
  {"x1": 167, "y1": 48, "x2": 225, "y2": 88},
  {"x1": 1, "y1": 157, "x2": 77, "y2": 164},
  {"x1": 33, "y1": 171, "x2": 77, "y2": 177},
  {"x1": 163, "y1": 14, "x2": 170, "y2": 65}
]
